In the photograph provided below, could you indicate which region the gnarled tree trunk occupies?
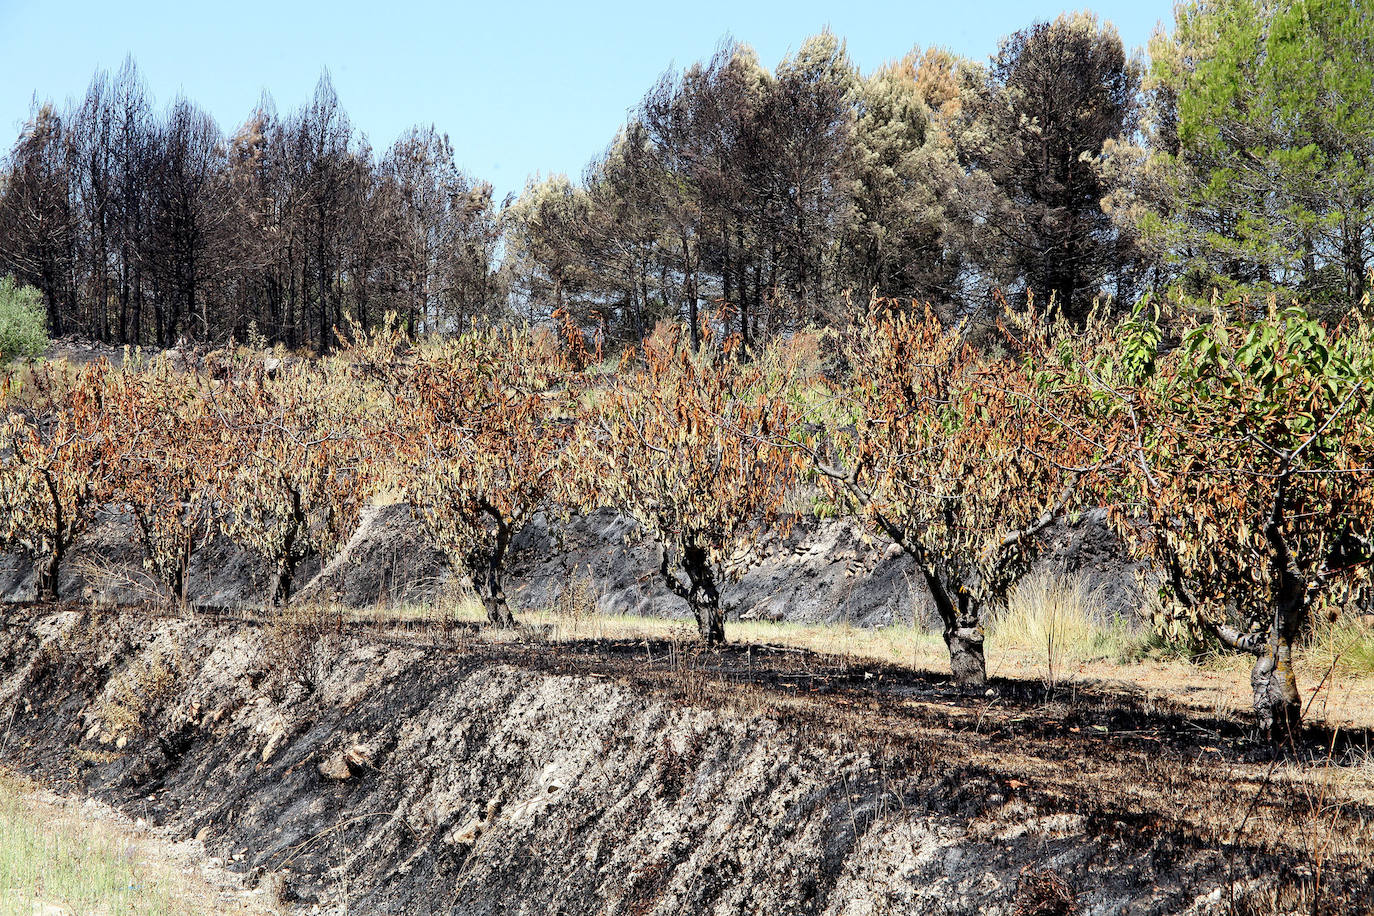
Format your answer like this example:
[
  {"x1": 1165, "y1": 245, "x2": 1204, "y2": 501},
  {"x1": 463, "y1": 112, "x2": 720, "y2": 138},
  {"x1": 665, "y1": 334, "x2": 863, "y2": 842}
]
[
  {"x1": 1211, "y1": 573, "x2": 1307, "y2": 744},
  {"x1": 472, "y1": 513, "x2": 517, "y2": 629},
  {"x1": 477, "y1": 567, "x2": 516, "y2": 629},
  {"x1": 944, "y1": 622, "x2": 987, "y2": 688},
  {"x1": 35, "y1": 552, "x2": 60, "y2": 604},
  {"x1": 1251, "y1": 585, "x2": 1304, "y2": 743},
  {"x1": 1251, "y1": 632, "x2": 1302, "y2": 742},
  {"x1": 36, "y1": 472, "x2": 69, "y2": 603},
  {"x1": 271, "y1": 556, "x2": 298, "y2": 607},
  {"x1": 270, "y1": 493, "x2": 309, "y2": 608},
  {"x1": 661, "y1": 543, "x2": 726, "y2": 647},
  {"x1": 691, "y1": 583, "x2": 725, "y2": 647},
  {"x1": 684, "y1": 544, "x2": 725, "y2": 646},
  {"x1": 919, "y1": 563, "x2": 987, "y2": 688},
  {"x1": 1253, "y1": 511, "x2": 1306, "y2": 744}
]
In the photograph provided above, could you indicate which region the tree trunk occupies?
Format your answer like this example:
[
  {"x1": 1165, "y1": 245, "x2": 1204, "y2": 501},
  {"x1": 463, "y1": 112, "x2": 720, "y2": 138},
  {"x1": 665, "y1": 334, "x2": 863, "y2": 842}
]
[
  {"x1": 161, "y1": 559, "x2": 189, "y2": 611},
  {"x1": 736, "y1": 224, "x2": 750, "y2": 348},
  {"x1": 921, "y1": 565, "x2": 987, "y2": 687},
  {"x1": 1250, "y1": 510, "x2": 1306, "y2": 744},
  {"x1": 693, "y1": 588, "x2": 724, "y2": 646},
  {"x1": 317, "y1": 229, "x2": 329, "y2": 353},
  {"x1": 1251, "y1": 606, "x2": 1303, "y2": 743},
  {"x1": 35, "y1": 553, "x2": 60, "y2": 603},
  {"x1": 474, "y1": 514, "x2": 516, "y2": 629},
  {"x1": 132, "y1": 268, "x2": 142, "y2": 346},
  {"x1": 944, "y1": 624, "x2": 987, "y2": 688},
  {"x1": 687, "y1": 288, "x2": 700, "y2": 353},
  {"x1": 474, "y1": 541, "x2": 516, "y2": 628},
  {"x1": 684, "y1": 545, "x2": 725, "y2": 646},
  {"x1": 722, "y1": 227, "x2": 733, "y2": 313},
  {"x1": 478, "y1": 576, "x2": 516, "y2": 629},
  {"x1": 44, "y1": 266, "x2": 63, "y2": 336},
  {"x1": 682, "y1": 230, "x2": 700, "y2": 352},
  {"x1": 173, "y1": 534, "x2": 192, "y2": 611},
  {"x1": 271, "y1": 558, "x2": 296, "y2": 607},
  {"x1": 118, "y1": 254, "x2": 129, "y2": 343}
]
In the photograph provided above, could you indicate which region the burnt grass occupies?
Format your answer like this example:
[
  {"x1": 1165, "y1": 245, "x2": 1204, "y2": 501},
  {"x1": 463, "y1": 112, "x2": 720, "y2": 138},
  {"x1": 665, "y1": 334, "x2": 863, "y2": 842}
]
[{"x1": 1, "y1": 604, "x2": 1372, "y2": 915}]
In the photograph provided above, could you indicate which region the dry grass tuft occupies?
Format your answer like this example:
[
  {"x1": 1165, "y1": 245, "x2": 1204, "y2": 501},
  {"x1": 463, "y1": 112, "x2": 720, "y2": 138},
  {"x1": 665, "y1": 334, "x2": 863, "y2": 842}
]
[
  {"x1": 74, "y1": 553, "x2": 168, "y2": 607},
  {"x1": 990, "y1": 572, "x2": 1132, "y2": 685},
  {"x1": 1306, "y1": 614, "x2": 1374, "y2": 678},
  {"x1": 94, "y1": 649, "x2": 184, "y2": 741},
  {"x1": 370, "y1": 577, "x2": 488, "y2": 634},
  {"x1": 544, "y1": 575, "x2": 602, "y2": 640}
]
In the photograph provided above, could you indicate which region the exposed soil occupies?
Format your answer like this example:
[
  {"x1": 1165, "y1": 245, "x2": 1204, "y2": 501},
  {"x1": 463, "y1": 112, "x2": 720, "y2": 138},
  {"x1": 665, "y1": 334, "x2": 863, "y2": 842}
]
[
  {"x1": 1, "y1": 606, "x2": 1370, "y2": 915},
  {"x1": 0, "y1": 503, "x2": 1141, "y2": 633}
]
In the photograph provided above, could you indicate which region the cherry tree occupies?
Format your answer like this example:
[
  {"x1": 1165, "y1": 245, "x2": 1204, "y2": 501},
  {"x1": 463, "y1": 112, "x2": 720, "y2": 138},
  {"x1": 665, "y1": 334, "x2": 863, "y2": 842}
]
[
  {"x1": 102, "y1": 353, "x2": 219, "y2": 606},
  {"x1": 0, "y1": 360, "x2": 115, "y2": 601},
  {"x1": 209, "y1": 352, "x2": 378, "y2": 606},
  {"x1": 381, "y1": 321, "x2": 580, "y2": 627},
  {"x1": 795, "y1": 299, "x2": 1115, "y2": 685},
  {"x1": 1106, "y1": 302, "x2": 1374, "y2": 739},
  {"x1": 575, "y1": 324, "x2": 800, "y2": 645}
]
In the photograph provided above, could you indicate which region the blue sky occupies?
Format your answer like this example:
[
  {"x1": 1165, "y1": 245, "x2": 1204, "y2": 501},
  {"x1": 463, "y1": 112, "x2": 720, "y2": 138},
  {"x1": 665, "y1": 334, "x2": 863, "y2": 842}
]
[{"x1": 0, "y1": 0, "x2": 1170, "y2": 201}]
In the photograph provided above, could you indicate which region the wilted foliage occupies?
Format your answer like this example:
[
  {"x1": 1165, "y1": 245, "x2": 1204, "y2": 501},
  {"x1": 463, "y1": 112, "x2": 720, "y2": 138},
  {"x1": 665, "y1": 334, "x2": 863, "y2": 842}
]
[
  {"x1": 0, "y1": 291, "x2": 1366, "y2": 745},
  {"x1": 0, "y1": 360, "x2": 113, "y2": 600},
  {"x1": 385, "y1": 321, "x2": 580, "y2": 627},
  {"x1": 573, "y1": 323, "x2": 800, "y2": 644}
]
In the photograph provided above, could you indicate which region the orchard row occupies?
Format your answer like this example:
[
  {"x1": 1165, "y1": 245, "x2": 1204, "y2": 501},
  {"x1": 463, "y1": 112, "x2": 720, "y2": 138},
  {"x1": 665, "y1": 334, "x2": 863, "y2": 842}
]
[{"x1": 2, "y1": 300, "x2": 1372, "y2": 738}]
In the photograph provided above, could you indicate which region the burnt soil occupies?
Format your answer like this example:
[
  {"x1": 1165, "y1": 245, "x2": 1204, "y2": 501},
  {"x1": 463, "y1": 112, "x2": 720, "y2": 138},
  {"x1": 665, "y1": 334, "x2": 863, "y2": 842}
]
[{"x1": 0, "y1": 606, "x2": 1371, "y2": 915}]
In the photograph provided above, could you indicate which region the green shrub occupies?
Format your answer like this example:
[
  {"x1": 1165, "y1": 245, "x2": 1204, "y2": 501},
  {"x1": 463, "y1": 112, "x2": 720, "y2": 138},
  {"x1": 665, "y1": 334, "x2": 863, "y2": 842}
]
[
  {"x1": 1124, "y1": 626, "x2": 1219, "y2": 665},
  {"x1": 0, "y1": 276, "x2": 49, "y2": 362}
]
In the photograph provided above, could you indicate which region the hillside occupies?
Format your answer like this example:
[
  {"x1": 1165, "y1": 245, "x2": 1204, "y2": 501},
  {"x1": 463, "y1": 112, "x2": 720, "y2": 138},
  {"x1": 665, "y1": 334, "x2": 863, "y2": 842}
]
[{"x1": 2, "y1": 607, "x2": 1370, "y2": 914}]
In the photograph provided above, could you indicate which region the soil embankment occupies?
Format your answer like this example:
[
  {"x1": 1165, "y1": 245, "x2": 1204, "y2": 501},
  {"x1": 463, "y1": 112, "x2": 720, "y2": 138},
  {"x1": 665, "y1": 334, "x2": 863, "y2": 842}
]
[
  {"x1": 0, "y1": 504, "x2": 1139, "y2": 630},
  {"x1": 1, "y1": 607, "x2": 1370, "y2": 914}
]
